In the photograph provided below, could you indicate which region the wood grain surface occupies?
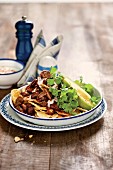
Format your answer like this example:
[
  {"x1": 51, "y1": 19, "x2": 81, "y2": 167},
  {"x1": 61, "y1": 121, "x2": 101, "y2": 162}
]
[{"x1": 0, "y1": 3, "x2": 112, "y2": 170}]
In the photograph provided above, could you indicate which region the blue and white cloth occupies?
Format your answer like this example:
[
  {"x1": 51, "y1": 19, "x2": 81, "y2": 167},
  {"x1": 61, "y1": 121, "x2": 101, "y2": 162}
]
[{"x1": 17, "y1": 30, "x2": 63, "y2": 87}]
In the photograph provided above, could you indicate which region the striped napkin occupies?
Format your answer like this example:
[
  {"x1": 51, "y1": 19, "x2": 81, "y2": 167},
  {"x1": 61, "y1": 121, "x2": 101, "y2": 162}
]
[{"x1": 17, "y1": 30, "x2": 63, "y2": 87}]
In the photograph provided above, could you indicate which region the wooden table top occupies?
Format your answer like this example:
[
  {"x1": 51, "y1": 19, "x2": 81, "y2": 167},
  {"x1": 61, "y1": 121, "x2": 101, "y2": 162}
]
[{"x1": 0, "y1": 3, "x2": 112, "y2": 170}]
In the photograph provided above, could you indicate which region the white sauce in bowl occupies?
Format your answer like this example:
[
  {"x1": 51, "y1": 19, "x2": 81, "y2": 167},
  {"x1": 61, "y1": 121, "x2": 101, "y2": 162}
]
[{"x1": 0, "y1": 66, "x2": 17, "y2": 74}]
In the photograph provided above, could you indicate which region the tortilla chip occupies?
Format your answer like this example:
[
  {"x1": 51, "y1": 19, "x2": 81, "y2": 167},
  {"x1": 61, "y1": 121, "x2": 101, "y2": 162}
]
[
  {"x1": 77, "y1": 107, "x2": 87, "y2": 112},
  {"x1": 35, "y1": 110, "x2": 50, "y2": 118},
  {"x1": 56, "y1": 111, "x2": 70, "y2": 117},
  {"x1": 11, "y1": 89, "x2": 20, "y2": 104},
  {"x1": 50, "y1": 113, "x2": 59, "y2": 118},
  {"x1": 29, "y1": 101, "x2": 47, "y2": 111}
]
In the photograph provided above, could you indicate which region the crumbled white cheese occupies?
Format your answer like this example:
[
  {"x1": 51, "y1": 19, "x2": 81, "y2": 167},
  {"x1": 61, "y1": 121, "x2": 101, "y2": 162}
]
[
  {"x1": 32, "y1": 88, "x2": 37, "y2": 92},
  {"x1": 52, "y1": 83, "x2": 58, "y2": 89},
  {"x1": 47, "y1": 99, "x2": 55, "y2": 107},
  {"x1": 54, "y1": 97, "x2": 58, "y2": 102},
  {"x1": 38, "y1": 77, "x2": 44, "y2": 86},
  {"x1": 38, "y1": 77, "x2": 48, "y2": 89}
]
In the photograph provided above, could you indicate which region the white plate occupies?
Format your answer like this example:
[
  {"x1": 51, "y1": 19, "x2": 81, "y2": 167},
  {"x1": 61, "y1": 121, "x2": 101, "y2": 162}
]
[{"x1": 0, "y1": 94, "x2": 107, "y2": 131}]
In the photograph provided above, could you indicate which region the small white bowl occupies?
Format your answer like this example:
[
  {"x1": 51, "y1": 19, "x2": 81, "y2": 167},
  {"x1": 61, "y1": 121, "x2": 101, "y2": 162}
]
[
  {"x1": 0, "y1": 58, "x2": 24, "y2": 89},
  {"x1": 9, "y1": 85, "x2": 102, "y2": 126}
]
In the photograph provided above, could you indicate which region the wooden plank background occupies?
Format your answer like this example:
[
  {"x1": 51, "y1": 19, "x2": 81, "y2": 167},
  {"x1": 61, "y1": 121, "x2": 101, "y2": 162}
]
[{"x1": 0, "y1": 3, "x2": 113, "y2": 170}]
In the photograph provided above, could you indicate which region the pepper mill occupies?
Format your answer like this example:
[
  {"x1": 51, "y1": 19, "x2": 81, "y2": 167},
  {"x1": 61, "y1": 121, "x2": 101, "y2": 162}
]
[{"x1": 15, "y1": 16, "x2": 34, "y2": 65}]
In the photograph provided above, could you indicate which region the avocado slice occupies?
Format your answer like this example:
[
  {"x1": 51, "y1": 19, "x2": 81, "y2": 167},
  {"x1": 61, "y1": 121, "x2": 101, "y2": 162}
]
[
  {"x1": 63, "y1": 77, "x2": 94, "y2": 110},
  {"x1": 78, "y1": 96, "x2": 93, "y2": 110}
]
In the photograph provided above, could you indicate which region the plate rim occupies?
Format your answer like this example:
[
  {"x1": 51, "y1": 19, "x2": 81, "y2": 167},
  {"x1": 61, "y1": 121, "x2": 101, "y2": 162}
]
[{"x1": 0, "y1": 94, "x2": 107, "y2": 131}]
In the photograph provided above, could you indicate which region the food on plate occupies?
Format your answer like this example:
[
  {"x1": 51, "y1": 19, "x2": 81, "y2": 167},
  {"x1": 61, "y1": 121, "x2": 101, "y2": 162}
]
[
  {"x1": 11, "y1": 89, "x2": 21, "y2": 104},
  {"x1": 63, "y1": 77, "x2": 93, "y2": 110},
  {"x1": 11, "y1": 67, "x2": 101, "y2": 118}
]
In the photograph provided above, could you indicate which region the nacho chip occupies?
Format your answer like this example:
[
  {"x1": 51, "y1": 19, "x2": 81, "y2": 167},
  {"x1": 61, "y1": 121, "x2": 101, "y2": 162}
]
[
  {"x1": 77, "y1": 107, "x2": 88, "y2": 112},
  {"x1": 11, "y1": 89, "x2": 21, "y2": 104},
  {"x1": 50, "y1": 113, "x2": 59, "y2": 118},
  {"x1": 29, "y1": 101, "x2": 47, "y2": 111},
  {"x1": 35, "y1": 110, "x2": 50, "y2": 118},
  {"x1": 56, "y1": 111, "x2": 71, "y2": 117}
]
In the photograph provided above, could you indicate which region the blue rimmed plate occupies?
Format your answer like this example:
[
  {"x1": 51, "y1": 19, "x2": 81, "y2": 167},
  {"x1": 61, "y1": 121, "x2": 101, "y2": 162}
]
[{"x1": 0, "y1": 94, "x2": 107, "y2": 131}]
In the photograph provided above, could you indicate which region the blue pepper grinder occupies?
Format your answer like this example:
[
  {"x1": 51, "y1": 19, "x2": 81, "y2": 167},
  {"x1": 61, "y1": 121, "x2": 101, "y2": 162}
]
[{"x1": 15, "y1": 16, "x2": 34, "y2": 65}]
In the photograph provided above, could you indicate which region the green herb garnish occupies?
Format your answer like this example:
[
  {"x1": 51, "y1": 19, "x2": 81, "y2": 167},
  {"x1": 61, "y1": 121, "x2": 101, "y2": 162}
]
[
  {"x1": 47, "y1": 68, "x2": 100, "y2": 114},
  {"x1": 75, "y1": 77, "x2": 100, "y2": 105},
  {"x1": 90, "y1": 96, "x2": 101, "y2": 105},
  {"x1": 47, "y1": 67, "x2": 79, "y2": 114}
]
